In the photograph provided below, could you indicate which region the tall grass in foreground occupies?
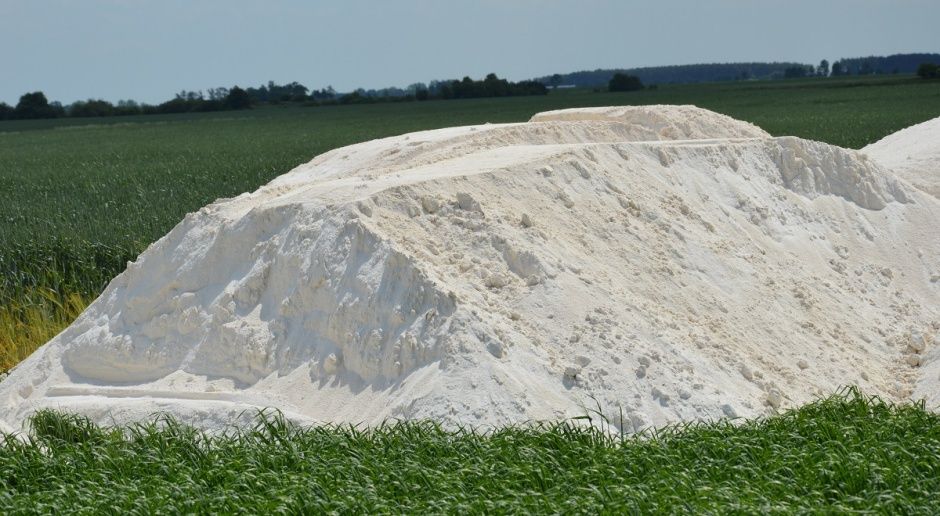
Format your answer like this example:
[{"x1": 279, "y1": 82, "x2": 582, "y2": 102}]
[{"x1": 1, "y1": 389, "x2": 939, "y2": 513}]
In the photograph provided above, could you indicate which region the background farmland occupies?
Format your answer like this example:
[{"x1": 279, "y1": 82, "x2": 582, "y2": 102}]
[{"x1": 2, "y1": 74, "x2": 940, "y2": 371}]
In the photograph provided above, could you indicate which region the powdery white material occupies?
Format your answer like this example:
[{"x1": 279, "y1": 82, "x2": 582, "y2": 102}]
[
  {"x1": 864, "y1": 116, "x2": 940, "y2": 198},
  {"x1": 2, "y1": 106, "x2": 939, "y2": 433},
  {"x1": 530, "y1": 105, "x2": 770, "y2": 140}
]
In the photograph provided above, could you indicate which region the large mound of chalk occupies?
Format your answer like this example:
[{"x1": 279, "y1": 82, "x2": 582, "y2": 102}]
[{"x1": 2, "y1": 106, "x2": 938, "y2": 433}]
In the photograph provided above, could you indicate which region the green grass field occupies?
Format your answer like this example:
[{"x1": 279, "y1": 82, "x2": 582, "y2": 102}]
[
  {"x1": 2, "y1": 390, "x2": 939, "y2": 513},
  {"x1": 3, "y1": 74, "x2": 940, "y2": 370}
]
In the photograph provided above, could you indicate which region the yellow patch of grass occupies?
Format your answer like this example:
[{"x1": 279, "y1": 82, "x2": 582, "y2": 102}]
[{"x1": 0, "y1": 289, "x2": 89, "y2": 373}]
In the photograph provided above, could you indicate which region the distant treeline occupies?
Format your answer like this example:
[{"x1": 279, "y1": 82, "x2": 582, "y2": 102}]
[
  {"x1": 4, "y1": 53, "x2": 937, "y2": 121},
  {"x1": 0, "y1": 87, "x2": 252, "y2": 121},
  {"x1": 435, "y1": 74, "x2": 547, "y2": 99},
  {"x1": 538, "y1": 62, "x2": 813, "y2": 88},
  {"x1": 537, "y1": 53, "x2": 940, "y2": 87},
  {"x1": 334, "y1": 75, "x2": 547, "y2": 104},
  {"x1": 830, "y1": 53, "x2": 940, "y2": 76},
  {"x1": 0, "y1": 73, "x2": 546, "y2": 121}
]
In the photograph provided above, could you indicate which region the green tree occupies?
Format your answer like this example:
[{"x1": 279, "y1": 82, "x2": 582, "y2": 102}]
[
  {"x1": 818, "y1": 59, "x2": 830, "y2": 77},
  {"x1": 783, "y1": 66, "x2": 813, "y2": 79},
  {"x1": 408, "y1": 83, "x2": 430, "y2": 101},
  {"x1": 14, "y1": 91, "x2": 63, "y2": 119},
  {"x1": 68, "y1": 99, "x2": 116, "y2": 117},
  {"x1": 608, "y1": 73, "x2": 643, "y2": 92},
  {"x1": 483, "y1": 73, "x2": 510, "y2": 96},
  {"x1": 917, "y1": 63, "x2": 939, "y2": 79},
  {"x1": 207, "y1": 87, "x2": 230, "y2": 101},
  {"x1": 115, "y1": 100, "x2": 142, "y2": 116},
  {"x1": 224, "y1": 86, "x2": 252, "y2": 110}
]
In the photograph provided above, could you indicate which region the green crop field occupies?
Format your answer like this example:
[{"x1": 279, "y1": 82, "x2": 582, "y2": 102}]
[
  {"x1": 2, "y1": 75, "x2": 940, "y2": 512},
  {"x1": 2, "y1": 389, "x2": 939, "y2": 513},
  {"x1": 3, "y1": 74, "x2": 940, "y2": 371}
]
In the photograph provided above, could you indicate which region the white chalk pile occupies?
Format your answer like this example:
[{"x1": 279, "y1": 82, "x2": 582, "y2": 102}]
[{"x1": 2, "y1": 105, "x2": 938, "y2": 433}]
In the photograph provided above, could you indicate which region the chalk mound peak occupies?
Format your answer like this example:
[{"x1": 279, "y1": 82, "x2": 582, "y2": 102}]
[
  {"x1": 530, "y1": 105, "x2": 770, "y2": 140},
  {"x1": 2, "y1": 106, "x2": 937, "y2": 433}
]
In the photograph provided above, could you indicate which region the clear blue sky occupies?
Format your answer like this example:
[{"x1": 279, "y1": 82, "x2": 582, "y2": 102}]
[{"x1": 1, "y1": 0, "x2": 937, "y2": 105}]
